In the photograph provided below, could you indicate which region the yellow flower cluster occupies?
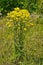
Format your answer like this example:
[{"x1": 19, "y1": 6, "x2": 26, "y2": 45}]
[
  {"x1": 24, "y1": 28, "x2": 27, "y2": 31},
  {"x1": 6, "y1": 21, "x2": 13, "y2": 27},
  {"x1": 6, "y1": 7, "x2": 34, "y2": 30},
  {"x1": 7, "y1": 7, "x2": 30, "y2": 21}
]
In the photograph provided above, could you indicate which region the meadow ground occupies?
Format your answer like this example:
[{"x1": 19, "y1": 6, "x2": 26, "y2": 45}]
[{"x1": 0, "y1": 13, "x2": 43, "y2": 65}]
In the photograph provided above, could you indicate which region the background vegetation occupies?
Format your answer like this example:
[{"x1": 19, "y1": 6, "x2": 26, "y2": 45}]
[
  {"x1": 0, "y1": 0, "x2": 43, "y2": 14},
  {"x1": 0, "y1": 0, "x2": 43, "y2": 65}
]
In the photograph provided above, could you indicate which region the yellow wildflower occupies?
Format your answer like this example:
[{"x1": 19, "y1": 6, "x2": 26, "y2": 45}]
[
  {"x1": 7, "y1": 7, "x2": 30, "y2": 23},
  {"x1": 6, "y1": 21, "x2": 12, "y2": 27},
  {"x1": 8, "y1": 24, "x2": 12, "y2": 27},
  {"x1": 14, "y1": 7, "x2": 20, "y2": 11},
  {"x1": 6, "y1": 22, "x2": 10, "y2": 25},
  {"x1": 24, "y1": 28, "x2": 27, "y2": 31},
  {"x1": 16, "y1": 18, "x2": 19, "y2": 21},
  {"x1": 11, "y1": 15, "x2": 14, "y2": 18}
]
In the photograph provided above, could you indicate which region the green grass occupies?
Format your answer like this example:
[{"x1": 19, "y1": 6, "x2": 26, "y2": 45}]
[{"x1": 0, "y1": 14, "x2": 43, "y2": 65}]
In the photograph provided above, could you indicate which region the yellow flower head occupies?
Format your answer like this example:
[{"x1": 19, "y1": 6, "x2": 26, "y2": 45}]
[
  {"x1": 8, "y1": 24, "x2": 12, "y2": 27},
  {"x1": 6, "y1": 22, "x2": 10, "y2": 25},
  {"x1": 7, "y1": 7, "x2": 30, "y2": 23},
  {"x1": 24, "y1": 28, "x2": 27, "y2": 31},
  {"x1": 6, "y1": 22, "x2": 12, "y2": 27},
  {"x1": 16, "y1": 18, "x2": 19, "y2": 21},
  {"x1": 14, "y1": 7, "x2": 20, "y2": 12}
]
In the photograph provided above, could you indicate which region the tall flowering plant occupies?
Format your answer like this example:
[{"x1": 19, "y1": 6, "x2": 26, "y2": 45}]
[{"x1": 6, "y1": 7, "x2": 30, "y2": 64}]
